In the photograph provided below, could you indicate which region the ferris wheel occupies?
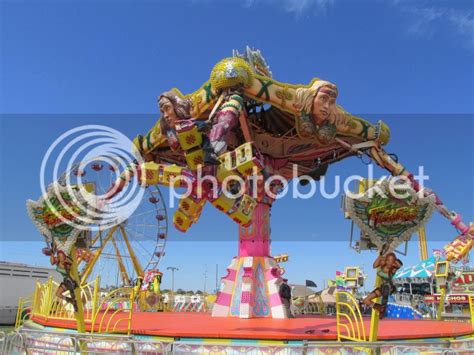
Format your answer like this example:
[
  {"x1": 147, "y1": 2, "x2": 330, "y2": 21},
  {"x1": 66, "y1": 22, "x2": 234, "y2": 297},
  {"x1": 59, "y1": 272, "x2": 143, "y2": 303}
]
[{"x1": 62, "y1": 158, "x2": 168, "y2": 288}]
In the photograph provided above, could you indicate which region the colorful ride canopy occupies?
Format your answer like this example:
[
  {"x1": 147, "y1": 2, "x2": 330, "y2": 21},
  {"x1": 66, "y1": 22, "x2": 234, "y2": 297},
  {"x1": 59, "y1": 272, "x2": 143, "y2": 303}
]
[
  {"x1": 134, "y1": 48, "x2": 389, "y2": 180},
  {"x1": 393, "y1": 256, "x2": 441, "y2": 284},
  {"x1": 344, "y1": 178, "x2": 436, "y2": 252},
  {"x1": 83, "y1": 47, "x2": 472, "y2": 254},
  {"x1": 26, "y1": 182, "x2": 98, "y2": 253}
]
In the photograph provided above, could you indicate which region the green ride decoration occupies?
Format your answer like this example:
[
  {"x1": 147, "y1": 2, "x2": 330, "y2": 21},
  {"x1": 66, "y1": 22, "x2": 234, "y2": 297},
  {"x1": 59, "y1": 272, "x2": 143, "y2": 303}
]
[
  {"x1": 345, "y1": 179, "x2": 436, "y2": 252},
  {"x1": 26, "y1": 182, "x2": 97, "y2": 253},
  {"x1": 42, "y1": 193, "x2": 81, "y2": 236}
]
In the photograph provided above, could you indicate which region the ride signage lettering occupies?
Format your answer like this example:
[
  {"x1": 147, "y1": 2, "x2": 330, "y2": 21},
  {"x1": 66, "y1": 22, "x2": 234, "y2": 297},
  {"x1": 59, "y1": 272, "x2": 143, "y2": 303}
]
[
  {"x1": 424, "y1": 294, "x2": 470, "y2": 304},
  {"x1": 344, "y1": 179, "x2": 436, "y2": 251},
  {"x1": 368, "y1": 205, "x2": 418, "y2": 227}
]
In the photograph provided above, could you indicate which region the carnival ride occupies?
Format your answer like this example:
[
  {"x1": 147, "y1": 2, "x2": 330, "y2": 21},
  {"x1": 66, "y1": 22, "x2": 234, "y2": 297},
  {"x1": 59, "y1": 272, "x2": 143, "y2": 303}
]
[
  {"x1": 25, "y1": 157, "x2": 170, "y2": 334},
  {"x1": 65, "y1": 161, "x2": 169, "y2": 288},
  {"x1": 16, "y1": 47, "x2": 473, "y2": 352}
]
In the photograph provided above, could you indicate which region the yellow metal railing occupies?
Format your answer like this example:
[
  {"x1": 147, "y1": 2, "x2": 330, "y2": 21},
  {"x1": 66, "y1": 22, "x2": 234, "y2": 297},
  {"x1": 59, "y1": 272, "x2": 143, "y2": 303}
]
[
  {"x1": 15, "y1": 298, "x2": 25, "y2": 329},
  {"x1": 90, "y1": 287, "x2": 135, "y2": 335},
  {"x1": 48, "y1": 277, "x2": 99, "y2": 321},
  {"x1": 369, "y1": 274, "x2": 382, "y2": 341},
  {"x1": 27, "y1": 276, "x2": 136, "y2": 335},
  {"x1": 30, "y1": 277, "x2": 100, "y2": 321},
  {"x1": 34, "y1": 278, "x2": 54, "y2": 317},
  {"x1": 15, "y1": 293, "x2": 34, "y2": 329},
  {"x1": 336, "y1": 291, "x2": 367, "y2": 342}
]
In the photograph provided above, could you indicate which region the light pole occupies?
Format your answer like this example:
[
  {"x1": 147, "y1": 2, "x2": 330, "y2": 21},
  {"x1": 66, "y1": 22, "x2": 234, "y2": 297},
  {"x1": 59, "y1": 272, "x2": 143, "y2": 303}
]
[{"x1": 167, "y1": 266, "x2": 179, "y2": 294}]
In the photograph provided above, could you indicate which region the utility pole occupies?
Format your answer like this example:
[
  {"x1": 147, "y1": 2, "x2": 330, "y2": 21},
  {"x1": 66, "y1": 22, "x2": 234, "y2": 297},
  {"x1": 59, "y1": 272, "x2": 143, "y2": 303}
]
[{"x1": 167, "y1": 266, "x2": 179, "y2": 294}]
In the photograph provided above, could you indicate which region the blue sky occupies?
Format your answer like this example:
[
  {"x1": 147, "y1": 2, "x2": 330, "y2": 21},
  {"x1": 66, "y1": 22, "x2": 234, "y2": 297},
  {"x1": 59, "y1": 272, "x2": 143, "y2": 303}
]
[{"x1": 0, "y1": 0, "x2": 473, "y2": 292}]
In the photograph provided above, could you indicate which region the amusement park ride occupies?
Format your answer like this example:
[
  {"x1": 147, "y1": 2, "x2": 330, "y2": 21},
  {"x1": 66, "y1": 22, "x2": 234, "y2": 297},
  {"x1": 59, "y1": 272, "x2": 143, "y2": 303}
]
[{"x1": 21, "y1": 47, "x2": 473, "y2": 348}]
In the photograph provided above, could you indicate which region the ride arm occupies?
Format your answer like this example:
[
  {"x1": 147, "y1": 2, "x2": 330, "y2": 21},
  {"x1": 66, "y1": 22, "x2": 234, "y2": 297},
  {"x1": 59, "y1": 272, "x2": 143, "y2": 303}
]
[
  {"x1": 334, "y1": 112, "x2": 391, "y2": 146},
  {"x1": 103, "y1": 162, "x2": 140, "y2": 200},
  {"x1": 186, "y1": 83, "x2": 219, "y2": 118},
  {"x1": 132, "y1": 81, "x2": 222, "y2": 160},
  {"x1": 236, "y1": 72, "x2": 387, "y2": 145},
  {"x1": 241, "y1": 75, "x2": 300, "y2": 113},
  {"x1": 218, "y1": 94, "x2": 244, "y2": 116},
  {"x1": 164, "y1": 57, "x2": 390, "y2": 145},
  {"x1": 207, "y1": 93, "x2": 244, "y2": 155},
  {"x1": 132, "y1": 117, "x2": 170, "y2": 161},
  {"x1": 369, "y1": 145, "x2": 472, "y2": 237},
  {"x1": 103, "y1": 160, "x2": 191, "y2": 201}
]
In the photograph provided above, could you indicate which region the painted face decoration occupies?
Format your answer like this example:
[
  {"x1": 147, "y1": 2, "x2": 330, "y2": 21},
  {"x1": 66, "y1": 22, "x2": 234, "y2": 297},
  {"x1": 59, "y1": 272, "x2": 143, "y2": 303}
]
[
  {"x1": 159, "y1": 97, "x2": 179, "y2": 128},
  {"x1": 312, "y1": 86, "x2": 338, "y2": 126}
]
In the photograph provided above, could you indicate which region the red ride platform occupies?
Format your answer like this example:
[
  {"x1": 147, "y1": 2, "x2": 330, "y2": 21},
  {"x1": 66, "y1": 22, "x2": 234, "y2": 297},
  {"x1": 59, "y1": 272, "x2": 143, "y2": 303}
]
[{"x1": 32, "y1": 312, "x2": 473, "y2": 341}]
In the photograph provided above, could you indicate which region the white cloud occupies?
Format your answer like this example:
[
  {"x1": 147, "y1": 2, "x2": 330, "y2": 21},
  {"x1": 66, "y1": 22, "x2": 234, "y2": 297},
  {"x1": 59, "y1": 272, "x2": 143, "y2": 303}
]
[
  {"x1": 404, "y1": 6, "x2": 445, "y2": 37},
  {"x1": 243, "y1": 0, "x2": 335, "y2": 18},
  {"x1": 283, "y1": 0, "x2": 335, "y2": 18},
  {"x1": 446, "y1": 9, "x2": 474, "y2": 48},
  {"x1": 190, "y1": 0, "x2": 472, "y2": 51},
  {"x1": 392, "y1": 1, "x2": 474, "y2": 51}
]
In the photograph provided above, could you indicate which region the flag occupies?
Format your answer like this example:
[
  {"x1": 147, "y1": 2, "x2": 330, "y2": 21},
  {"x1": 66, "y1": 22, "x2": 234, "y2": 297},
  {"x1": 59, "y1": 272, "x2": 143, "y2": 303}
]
[{"x1": 305, "y1": 280, "x2": 317, "y2": 288}]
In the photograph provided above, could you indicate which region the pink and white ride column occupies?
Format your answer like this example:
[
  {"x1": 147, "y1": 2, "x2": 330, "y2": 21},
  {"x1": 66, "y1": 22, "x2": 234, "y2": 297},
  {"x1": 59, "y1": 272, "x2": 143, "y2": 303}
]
[{"x1": 212, "y1": 203, "x2": 288, "y2": 318}]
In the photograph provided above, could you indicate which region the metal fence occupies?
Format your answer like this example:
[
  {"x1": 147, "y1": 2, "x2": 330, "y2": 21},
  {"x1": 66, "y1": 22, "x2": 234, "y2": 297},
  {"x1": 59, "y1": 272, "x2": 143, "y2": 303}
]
[
  {"x1": 335, "y1": 291, "x2": 367, "y2": 341},
  {"x1": 1, "y1": 329, "x2": 169, "y2": 354},
  {"x1": 171, "y1": 341, "x2": 474, "y2": 354},
  {"x1": 1, "y1": 328, "x2": 472, "y2": 354}
]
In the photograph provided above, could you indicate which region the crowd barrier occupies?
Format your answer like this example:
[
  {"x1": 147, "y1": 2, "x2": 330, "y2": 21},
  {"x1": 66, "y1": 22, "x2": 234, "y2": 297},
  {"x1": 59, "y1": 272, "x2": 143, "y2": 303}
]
[{"x1": 2, "y1": 328, "x2": 473, "y2": 354}]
